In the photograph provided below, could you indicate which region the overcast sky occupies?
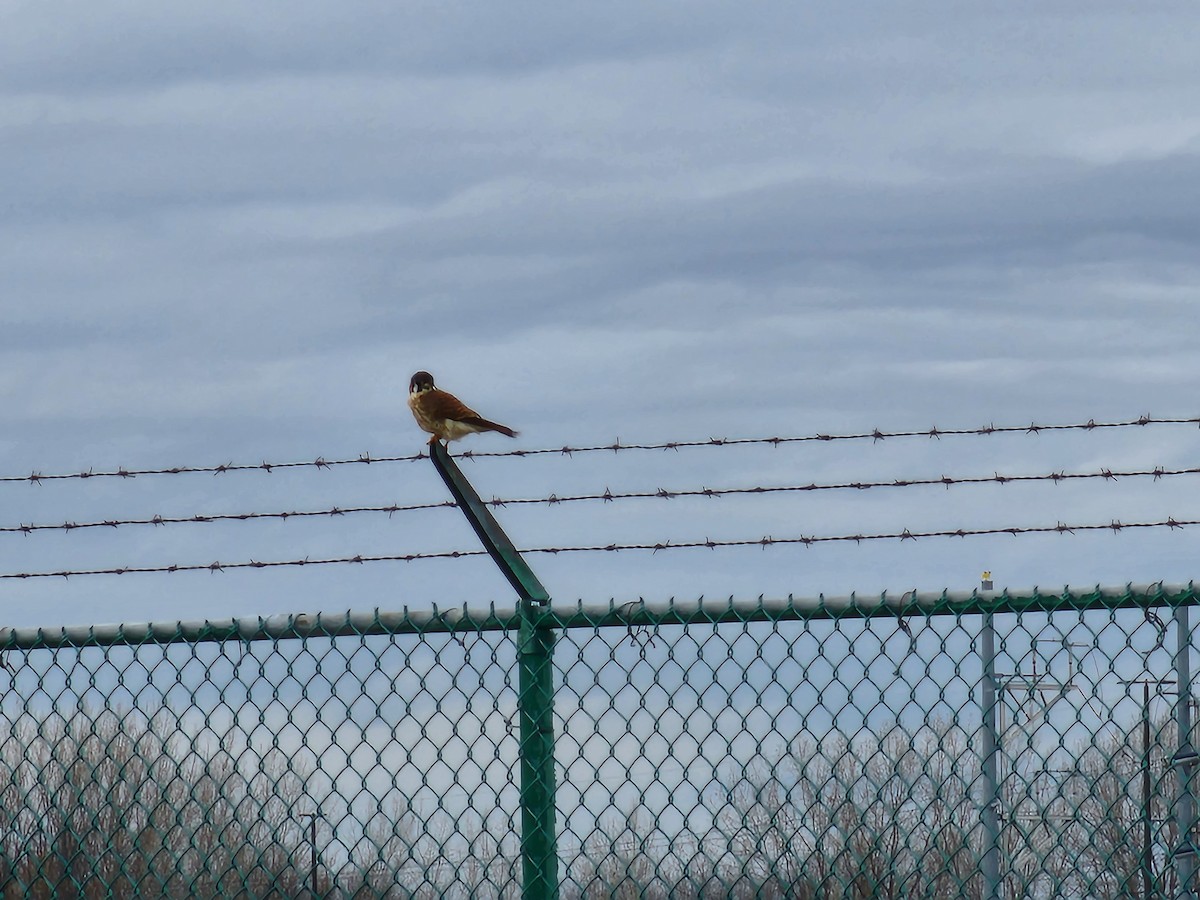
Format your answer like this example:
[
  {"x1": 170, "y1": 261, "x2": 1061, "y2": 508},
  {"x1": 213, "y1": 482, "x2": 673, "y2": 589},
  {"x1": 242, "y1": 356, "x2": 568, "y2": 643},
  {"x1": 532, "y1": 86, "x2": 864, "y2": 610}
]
[{"x1": 2, "y1": 2, "x2": 1199, "y2": 628}]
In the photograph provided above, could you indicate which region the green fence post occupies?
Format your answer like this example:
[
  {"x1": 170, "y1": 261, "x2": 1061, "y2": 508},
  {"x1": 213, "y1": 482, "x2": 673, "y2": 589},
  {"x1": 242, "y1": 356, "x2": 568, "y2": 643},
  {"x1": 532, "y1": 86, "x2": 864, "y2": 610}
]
[
  {"x1": 517, "y1": 597, "x2": 557, "y2": 900},
  {"x1": 430, "y1": 443, "x2": 558, "y2": 900}
]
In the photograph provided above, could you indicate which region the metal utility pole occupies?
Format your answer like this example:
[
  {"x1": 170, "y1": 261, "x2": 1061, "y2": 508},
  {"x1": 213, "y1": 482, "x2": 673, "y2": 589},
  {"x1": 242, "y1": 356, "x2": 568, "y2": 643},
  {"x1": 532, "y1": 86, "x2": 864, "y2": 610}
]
[
  {"x1": 979, "y1": 571, "x2": 1002, "y2": 900},
  {"x1": 1145, "y1": 681, "x2": 1158, "y2": 900},
  {"x1": 301, "y1": 811, "x2": 320, "y2": 898},
  {"x1": 978, "y1": 574, "x2": 1083, "y2": 900},
  {"x1": 430, "y1": 442, "x2": 558, "y2": 900},
  {"x1": 1123, "y1": 678, "x2": 1177, "y2": 900}
]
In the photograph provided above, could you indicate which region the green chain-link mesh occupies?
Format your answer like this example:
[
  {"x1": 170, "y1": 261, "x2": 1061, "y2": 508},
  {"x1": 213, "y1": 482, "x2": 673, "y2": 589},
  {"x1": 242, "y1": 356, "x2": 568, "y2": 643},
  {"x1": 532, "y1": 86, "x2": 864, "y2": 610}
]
[{"x1": 1, "y1": 587, "x2": 1197, "y2": 898}]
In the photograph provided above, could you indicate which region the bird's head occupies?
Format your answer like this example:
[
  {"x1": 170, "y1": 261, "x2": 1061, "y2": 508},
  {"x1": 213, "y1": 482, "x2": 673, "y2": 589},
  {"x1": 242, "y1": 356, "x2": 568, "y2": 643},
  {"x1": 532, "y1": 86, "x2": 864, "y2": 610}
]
[{"x1": 409, "y1": 371, "x2": 436, "y2": 394}]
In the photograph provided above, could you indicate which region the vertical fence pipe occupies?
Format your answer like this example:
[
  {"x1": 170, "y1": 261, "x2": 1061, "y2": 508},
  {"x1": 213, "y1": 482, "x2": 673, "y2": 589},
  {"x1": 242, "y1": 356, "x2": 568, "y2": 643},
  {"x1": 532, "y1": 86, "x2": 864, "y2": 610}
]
[
  {"x1": 1176, "y1": 603, "x2": 1197, "y2": 899},
  {"x1": 430, "y1": 443, "x2": 558, "y2": 900},
  {"x1": 519, "y1": 601, "x2": 557, "y2": 900},
  {"x1": 980, "y1": 608, "x2": 1002, "y2": 900}
]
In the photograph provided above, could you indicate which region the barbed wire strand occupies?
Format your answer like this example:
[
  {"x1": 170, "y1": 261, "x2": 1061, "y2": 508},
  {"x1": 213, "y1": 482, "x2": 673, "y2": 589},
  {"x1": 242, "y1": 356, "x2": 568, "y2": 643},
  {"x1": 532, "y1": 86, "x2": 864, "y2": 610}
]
[
  {"x1": 2, "y1": 516, "x2": 1196, "y2": 580},
  {"x1": 456, "y1": 414, "x2": 1200, "y2": 457},
  {"x1": 3, "y1": 461, "x2": 1197, "y2": 538},
  {"x1": 3, "y1": 415, "x2": 1197, "y2": 486},
  {"x1": 1, "y1": 500, "x2": 456, "y2": 535}
]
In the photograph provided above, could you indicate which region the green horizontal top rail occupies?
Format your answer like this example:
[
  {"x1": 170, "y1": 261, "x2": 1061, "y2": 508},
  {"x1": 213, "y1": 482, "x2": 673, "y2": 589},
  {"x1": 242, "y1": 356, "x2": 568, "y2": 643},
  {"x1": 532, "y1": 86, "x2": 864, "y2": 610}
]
[{"x1": 3, "y1": 582, "x2": 1195, "y2": 650}]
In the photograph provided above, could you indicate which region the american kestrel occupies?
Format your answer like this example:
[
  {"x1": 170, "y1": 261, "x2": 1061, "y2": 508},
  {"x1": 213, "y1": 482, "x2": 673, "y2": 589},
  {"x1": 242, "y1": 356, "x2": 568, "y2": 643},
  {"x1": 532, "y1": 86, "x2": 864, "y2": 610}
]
[{"x1": 408, "y1": 371, "x2": 518, "y2": 445}]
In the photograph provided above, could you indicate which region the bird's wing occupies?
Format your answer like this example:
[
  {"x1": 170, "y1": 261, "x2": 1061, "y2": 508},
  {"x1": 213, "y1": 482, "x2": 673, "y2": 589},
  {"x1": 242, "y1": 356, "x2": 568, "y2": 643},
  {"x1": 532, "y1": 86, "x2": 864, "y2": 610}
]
[{"x1": 423, "y1": 389, "x2": 481, "y2": 422}]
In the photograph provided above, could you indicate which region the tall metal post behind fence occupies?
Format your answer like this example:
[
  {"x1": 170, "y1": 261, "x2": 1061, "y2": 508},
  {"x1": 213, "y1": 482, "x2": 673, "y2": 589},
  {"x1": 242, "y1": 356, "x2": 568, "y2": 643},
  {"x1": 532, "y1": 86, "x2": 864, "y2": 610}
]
[
  {"x1": 1175, "y1": 603, "x2": 1198, "y2": 899},
  {"x1": 978, "y1": 573, "x2": 1002, "y2": 900}
]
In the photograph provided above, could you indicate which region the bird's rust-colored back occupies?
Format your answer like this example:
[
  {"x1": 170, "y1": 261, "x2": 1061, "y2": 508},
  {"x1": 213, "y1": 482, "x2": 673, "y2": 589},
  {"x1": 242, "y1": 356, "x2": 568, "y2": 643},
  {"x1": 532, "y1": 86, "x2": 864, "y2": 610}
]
[{"x1": 417, "y1": 389, "x2": 482, "y2": 423}]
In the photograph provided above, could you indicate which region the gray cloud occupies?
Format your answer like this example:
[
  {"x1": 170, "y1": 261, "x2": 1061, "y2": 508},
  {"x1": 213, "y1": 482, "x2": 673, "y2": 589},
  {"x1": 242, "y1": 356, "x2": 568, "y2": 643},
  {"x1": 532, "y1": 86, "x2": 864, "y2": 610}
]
[{"x1": 0, "y1": 2, "x2": 1197, "y2": 626}]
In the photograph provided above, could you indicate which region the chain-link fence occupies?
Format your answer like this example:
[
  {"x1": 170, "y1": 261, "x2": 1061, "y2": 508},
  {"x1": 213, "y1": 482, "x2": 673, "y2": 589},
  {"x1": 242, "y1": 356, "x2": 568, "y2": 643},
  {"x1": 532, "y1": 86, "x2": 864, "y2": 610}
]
[{"x1": 1, "y1": 586, "x2": 1198, "y2": 898}]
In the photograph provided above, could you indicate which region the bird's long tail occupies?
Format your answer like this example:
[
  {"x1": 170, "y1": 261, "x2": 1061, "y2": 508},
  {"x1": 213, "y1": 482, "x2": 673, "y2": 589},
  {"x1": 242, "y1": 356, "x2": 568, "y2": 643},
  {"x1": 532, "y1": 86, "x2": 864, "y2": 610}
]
[{"x1": 463, "y1": 416, "x2": 518, "y2": 438}]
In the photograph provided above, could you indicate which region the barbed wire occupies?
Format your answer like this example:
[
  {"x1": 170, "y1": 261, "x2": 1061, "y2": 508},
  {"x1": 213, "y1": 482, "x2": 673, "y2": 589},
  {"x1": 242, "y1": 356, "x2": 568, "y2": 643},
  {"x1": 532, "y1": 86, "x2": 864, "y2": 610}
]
[
  {"x1": 487, "y1": 461, "x2": 1200, "y2": 505},
  {"x1": 3, "y1": 461, "x2": 1198, "y2": 538},
  {"x1": 2, "y1": 516, "x2": 1196, "y2": 580},
  {"x1": 5, "y1": 464, "x2": 1199, "y2": 535},
  {"x1": 1, "y1": 451, "x2": 419, "y2": 485},
  {"x1": 455, "y1": 414, "x2": 1200, "y2": 457},
  {"x1": 0, "y1": 500, "x2": 457, "y2": 535},
  {"x1": 2, "y1": 414, "x2": 1196, "y2": 486}
]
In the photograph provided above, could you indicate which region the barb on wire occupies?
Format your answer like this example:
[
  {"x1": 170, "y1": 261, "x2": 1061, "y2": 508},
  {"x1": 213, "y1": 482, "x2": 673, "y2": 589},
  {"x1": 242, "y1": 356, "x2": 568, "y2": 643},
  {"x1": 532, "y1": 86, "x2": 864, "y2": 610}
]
[
  {"x1": 3, "y1": 516, "x2": 1198, "y2": 581},
  {"x1": 4, "y1": 460, "x2": 1198, "y2": 539},
  {"x1": 1, "y1": 415, "x2": 1197, "y2": 487}
]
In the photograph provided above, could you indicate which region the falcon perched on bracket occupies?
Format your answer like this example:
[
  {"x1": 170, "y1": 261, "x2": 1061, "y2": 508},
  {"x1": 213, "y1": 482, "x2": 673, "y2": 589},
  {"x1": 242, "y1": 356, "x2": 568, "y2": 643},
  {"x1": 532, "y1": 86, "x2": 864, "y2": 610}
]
[{"x1": 408, "y1": 371, "x2": 518, "y2": 446}]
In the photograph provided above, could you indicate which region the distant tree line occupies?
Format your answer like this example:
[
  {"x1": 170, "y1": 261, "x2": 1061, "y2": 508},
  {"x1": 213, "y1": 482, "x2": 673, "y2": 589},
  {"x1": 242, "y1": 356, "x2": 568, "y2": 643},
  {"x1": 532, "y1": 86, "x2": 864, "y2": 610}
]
[{"x1": 0, "y1": 708, "x2": 1182, "y2": 898}]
